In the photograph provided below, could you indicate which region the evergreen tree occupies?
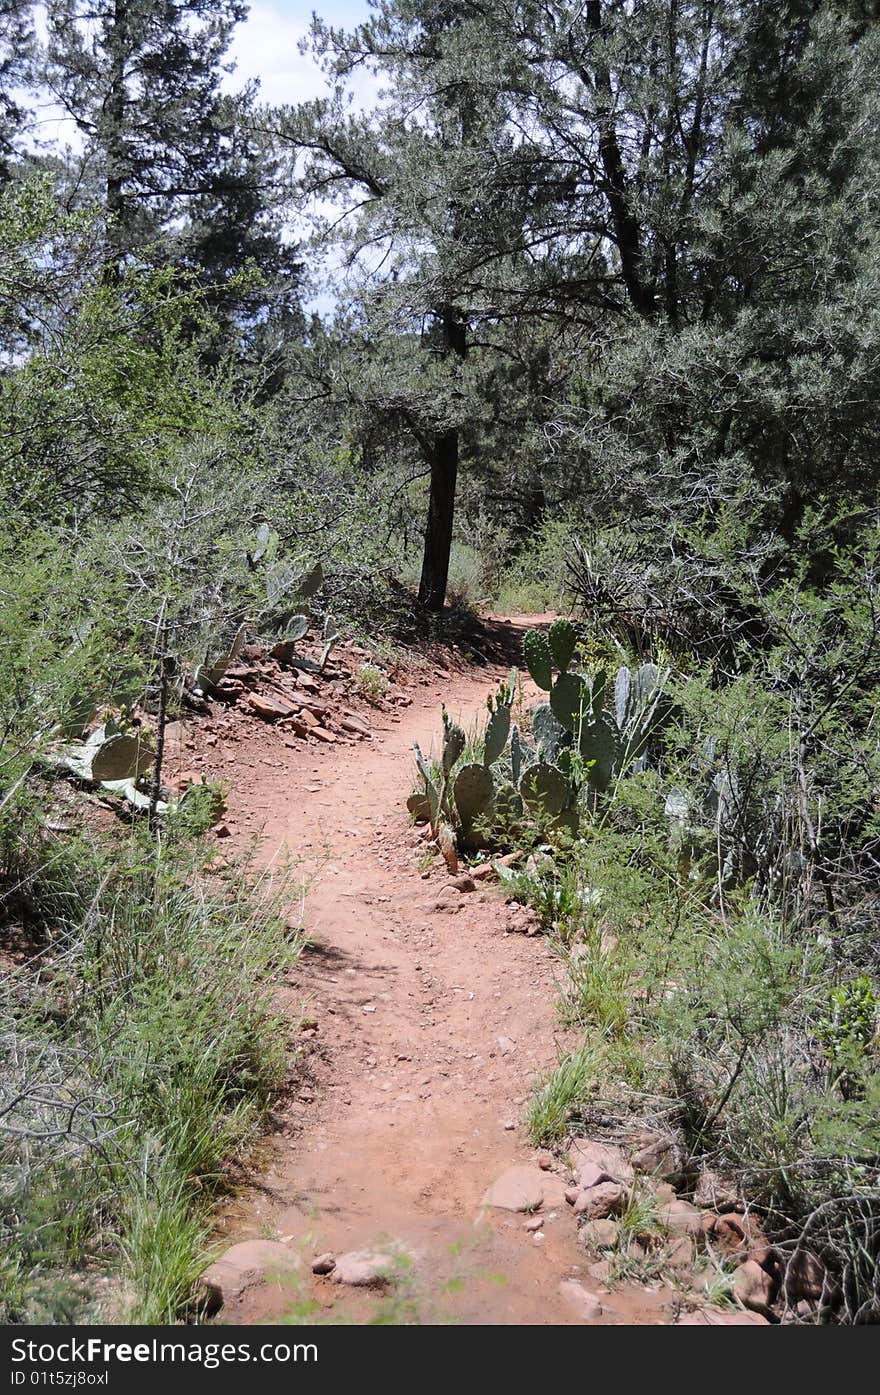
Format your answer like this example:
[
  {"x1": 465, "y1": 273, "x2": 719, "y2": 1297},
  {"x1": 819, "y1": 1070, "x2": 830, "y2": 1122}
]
[{"x1": 0, "y1": 1, "x2": 36, "y2": 183}]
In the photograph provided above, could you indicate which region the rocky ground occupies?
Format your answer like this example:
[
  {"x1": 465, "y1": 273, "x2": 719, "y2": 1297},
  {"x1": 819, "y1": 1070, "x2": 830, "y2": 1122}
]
[{"x1": 161, "y1": 616, "x2": 806, "y2": 1326}]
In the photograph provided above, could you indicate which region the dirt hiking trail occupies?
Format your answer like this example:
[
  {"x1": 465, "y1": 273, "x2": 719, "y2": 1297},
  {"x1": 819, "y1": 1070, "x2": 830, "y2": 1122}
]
[{"x1": 202, "y1": 618, "x2": 682, "y2": 1325}]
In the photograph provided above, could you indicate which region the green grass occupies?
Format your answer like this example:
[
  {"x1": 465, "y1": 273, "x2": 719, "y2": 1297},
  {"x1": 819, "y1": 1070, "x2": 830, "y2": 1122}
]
[
  {"x1": 526, "y1": 1043, "x2": 601, "y2": 1145},
  {"x1": 0, "y1": 814, "x2": 302, "y2": 1323}
]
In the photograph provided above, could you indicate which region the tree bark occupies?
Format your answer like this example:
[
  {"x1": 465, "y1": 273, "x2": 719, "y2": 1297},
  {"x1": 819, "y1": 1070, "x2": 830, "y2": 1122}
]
[
  {"x1": 417, "y1": 306, "x2": 467, "y2": 610},
  {"x1": 418, "y1": 426, "x2": 459, "y2": 610}
]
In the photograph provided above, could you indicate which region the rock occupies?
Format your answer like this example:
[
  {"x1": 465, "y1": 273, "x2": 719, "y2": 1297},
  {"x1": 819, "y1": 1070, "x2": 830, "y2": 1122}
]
[
  {"x1": 567, "y1": 1138, "x2": 633, "y2": 1184},
  {"x1": 664, "y1": 1236, "x2": 694, "y2": 1268},
  {"x1": 332, "y1": 1249, "x2": 399, "y2": 1288},
  {"x1": 312, "y1": 726, "x2": 337, "y2": 743},
  {"x1": 677, "y1": 1308, "x2": 770, "y2": 1326},
  {"x1": 630, "y1": 1132, "x2": 683, "y2": 1184},
  {"x1": 656, "y1": 1198, "x2": 703, "y2": 1239},
  {"x1": 577, "y1": 1161, "x2": 613, "y2": 1190},
  {"x1": 481, "y1": 1165, "x2": 568, "y2": 1212},
  {"x1": 197, "y1": 1241, "x2": 300, "y2": 1314},
  {"x1": 558, "y1": 1279, "x2": 603, "y2": 1321},
  {"x1": 732, "y1": 1259, "x2": 775, "y2": 1316},
  {"x1": 451, "y1": 875, "x2": 476, "y2": 892},
  {"x1": 588, "y1": 1259, "x2": 612, "y2": 1283},
  {"x1": 523, "y1": 1216, "x2": 544, "y2": 1233},
  {"x1": 565, "y1": 1186, "x2": 580, "y2": 1206},
  {"x1": 298, "y1": 708, "x2": 322, "y2": 727},
  {"x1": 694, "y1": 1168, "x2": 740, "y2": 1211},
  {"x1": 311, "y1": 1253, "x2": 336, "y2": 1276},
  {"x1": 248, "y1": 694, "x2": 295, "y2": 720},
  {"x1": 213, "y1": 823, "x2": 231, "y2": 839},
  {"x1": 712, "y1": 1212, "x2": 770, "y2": 1264},
  {"x1": 536, "y1": 1151, "x2": 554, "y2": 1171},
  {"x1": 341, "y1": 716, "x2": 372, "y2": 738},
  {"x1": 496, "y1": 1035, "x2": 516, "y2": 1056},
  {"x1": 581, "y1": 1218, "x2": 619, "y2": 1251},
  {"x1": 784, "y1": 1249, "x2": 826, "y2": 1302},
  {"x1": 574, "y1": 1181, "x2": 626, "y2": 1220}
]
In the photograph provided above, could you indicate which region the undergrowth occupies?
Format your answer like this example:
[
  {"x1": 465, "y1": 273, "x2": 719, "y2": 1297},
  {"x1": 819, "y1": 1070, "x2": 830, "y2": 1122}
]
[{"x1": 0, "y1": 805, "x2": 301, "y2": 1323}]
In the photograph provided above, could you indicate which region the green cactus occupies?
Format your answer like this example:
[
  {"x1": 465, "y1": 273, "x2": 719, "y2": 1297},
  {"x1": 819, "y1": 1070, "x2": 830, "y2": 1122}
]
[
  {"x1": 523, "y1": 630, "x2": 553, "y2": 691},
  {"x1": 578, "y1": 718, "x2": 619, "y2": 792},
  {"x1": 549, "y1": 671, "x2": 587, "y2": 733},
  {"x1": 483, "y1": 703, "x2": 511, "y2": 766},
  {"x1": 548, "y1": 617, "x2": 577, "y2": 672},
  {"x1": 319, "y1": 613, "x2": 340, "y2": 673},
  {"x1": 519, "y1": 761, "x2": 570, "y2": 818},
  {"x1": 413, "y1": 742, "x2": 441, "y2": 826},
  {"x1": 442, "y1": 708, "x2": 466, "y2": 776},
  {"x1": 286, "y1": 615, "x2": 309, "y2": 643},
  {"x1": 194, "y1": 623, "x2": 247, "y2": 695},
  {"x1": 510, "y1": 723, "x2": 525, "y2": 785},
  {"x1": 531, "y1": 703, "x2": 569, "y2": 763},
  {"x1": 453, "y1": 762, "x2": 495, "y2": 828},
  {"x1": 251, "y1": 522, "x2": 272, "y2": 564}
]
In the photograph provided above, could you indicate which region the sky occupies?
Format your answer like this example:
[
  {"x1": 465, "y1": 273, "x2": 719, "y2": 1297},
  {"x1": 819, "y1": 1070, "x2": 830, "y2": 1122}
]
[
  {"x1": 31, "y1": 0, "x2": 376, "y2": 148},
  {"x1": 228, "y1": 1, "x2": 374, "y2": 107}
]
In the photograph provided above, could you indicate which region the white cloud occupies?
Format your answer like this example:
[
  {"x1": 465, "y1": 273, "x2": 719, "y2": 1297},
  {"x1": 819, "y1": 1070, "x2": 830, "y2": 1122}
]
[{"x1": 227, "y1": 1, "x2": 381, "y2": 110}]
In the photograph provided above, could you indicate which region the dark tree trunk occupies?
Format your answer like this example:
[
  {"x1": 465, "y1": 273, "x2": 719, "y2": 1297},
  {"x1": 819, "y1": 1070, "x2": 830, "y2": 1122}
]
[
  {"x1": 418, "y1": 426, "x2": 459, "y2": 610},
  {"x1": 417, "y1": 306, "x2": 467, "y2": 610}
]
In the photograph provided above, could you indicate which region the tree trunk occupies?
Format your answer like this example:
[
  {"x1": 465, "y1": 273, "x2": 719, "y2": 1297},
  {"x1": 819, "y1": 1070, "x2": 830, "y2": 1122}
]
[
  {"x1": 417, "y1": 306, "x2": 467, "y2": 611},
  {"x1": 418, "y1": 426, "x2": 459, "y2": 610}
]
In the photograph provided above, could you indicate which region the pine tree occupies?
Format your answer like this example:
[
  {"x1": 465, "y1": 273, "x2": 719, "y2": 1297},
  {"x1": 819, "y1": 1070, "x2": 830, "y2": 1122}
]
[{"x1": 0, "y1": 1, "x2": 36, "y2": 183}]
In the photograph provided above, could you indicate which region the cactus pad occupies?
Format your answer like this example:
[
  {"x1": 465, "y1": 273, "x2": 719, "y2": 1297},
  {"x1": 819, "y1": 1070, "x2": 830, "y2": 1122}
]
[
  {"x1": 523, "y1": 630, "x2": 553, "y2": 690},
  {"x1": 550, "y1": 671, "x2": 587, "y2": 732},
  {"x1": 548, "y1": 618, "x2": 577, "y2": 672},
  {"x1": 519, "y1": 761, "x2": 570, "y2": 818}
]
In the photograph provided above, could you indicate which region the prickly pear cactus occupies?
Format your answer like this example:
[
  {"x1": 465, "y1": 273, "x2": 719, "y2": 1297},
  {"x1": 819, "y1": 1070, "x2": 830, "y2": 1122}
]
[
  {"x1": 319, "y1": 613, "x2": 340, "y2": 673},
  {"x1": 519, "y1": 761, "x2": 570, "y2": 818},
  {"x1": 578, "y1": 718, "x2": 619, "y2": 792},
  {"x1": 523, "y1": 630, "x2": 553, "y2": 691},
  {"x1": 453, "y1": 762, "x2": 495, "y2": 825},
  {"x1": 550, "y1": 671, "x2": 587, "y2": 733},
  {"x1": 483, "y1": 703, "x2": 510, "y2": 766},
  {"x1": 286, "y1": 615, "x2": 309, "y2": 643},
  {"x1": 442, "y1": 709, "x2": 466, "y2": 777},
  {"x1": 548, "y1": 618, "x2": 577, "y2": 672},
  {"x1": 531, "y1": 703, "x2": 569, "y2": 763}
]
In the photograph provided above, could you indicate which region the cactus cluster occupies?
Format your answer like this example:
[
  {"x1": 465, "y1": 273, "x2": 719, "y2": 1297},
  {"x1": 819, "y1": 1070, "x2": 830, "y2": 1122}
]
[
  {"x1": 523, "y1": 620, "x2": 668, "y2": 792},
  {"x1": 193, "y1": 623, "x2": 247, "y2": 697}
]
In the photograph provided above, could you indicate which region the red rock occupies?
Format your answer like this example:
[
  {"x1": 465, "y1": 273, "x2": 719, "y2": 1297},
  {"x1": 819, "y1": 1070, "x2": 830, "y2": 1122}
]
[
  {"x1": 248, "y1": 693, "x2": 295, "y2": 720},
  {"x1": 312, "y1": 727, "x2": 337, "y2": 743},
  {"x1": 581, "y1": 1218, "x2": 619, "y2": 1250},
  {"x1": 299, "y1": 708, "x2": 321, "y2": 727},
  {"x1": 657, "y1": 1198, "x2": 703, "y2": 1239},
  {"x1": 567, "y1": 1138, "x2": 633, "y2": 1184},
  {"x1": 558, "y1": 1279, "x2": 603, "y2": 1321},
  {"x1": 482, "y1": 1165, "x2": 568, "y2": 1212},
  {"x1": 577, "y1": 1161, "x2": 613, "y2": 1190},
  {"x1": 574, "y1": 1181, "x2": 626, "y2": 1219},
  {"x1": 536, "y1": 1151, "x2": 554, "y2": 1171},
  {"x1": 197, "y1": 1241, "x2": 300, "y2": 1314},
  {"x1": 311, "y1": 1253, "x2": 336, "y2": 1276},
  {"x1": 332, "y1": 1249, "x2": 398, "y2": 1287},
  {"x1": 677, "y1": 1308, "x2": 770, "y2": 1326},
  {"x1": 213, "y1": 823, "x2": 231, "y2": 838},
  {"x1": 784, "y1": 1249, "x2": 826, "y2": 1302},
  {"x1": 733, "y1": 1259, "x2": 775, "y2": 1316}
]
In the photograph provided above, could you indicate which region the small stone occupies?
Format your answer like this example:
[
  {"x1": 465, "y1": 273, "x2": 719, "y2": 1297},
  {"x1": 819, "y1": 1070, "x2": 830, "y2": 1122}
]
[
  {"x1": 558, "y1": 1279, "x2": 603, "y2": 1321},
  {"x1": 332, "y1": 1249, "x2": 399, "y2": 1288},
  {"x1": 581, "y1": 1218, "x2": 619, "y2": 1251},
  {"x1": 567, "y1": 1138, "x2": 633, "y2": 1184},
  {"x1": 503, "y1": 1120, "x2": 516, "y2": 1131},
  {"x1": 481, "y1": 1165, "x2": 568, "y2": 1212},
  {"x1": 732, "y1": 1259, "x2": 775, "y2": 1316},
  {"x1": 451, "y1": 875, "x2": 477, "y2": 892},
  {"x1": 565, "y1": 1186, "x2": 580, "y2": 1206},
  {"x1": 574, "y1": 1181, "x2": 626, "y2": 1220},
  {"x1": 197, "y1": 1241, "x2": 300, "y2": 1314},
  {"x1": 496, "y1": 1035, "x2": 516, "y2": 1056},
  {"x1": 577, "y1": 1162, "x2": 613, "y2": 1190},
  {"x1": 536, "y1": 1151, "x2": 554, "y2": 1171},
  {"x1": 311, "y1": 1253, "x2": 336, "y2": 1275},
  {"x1": 677, "y1": 1308, "x2": 770, "y2": 1326},
  {"x1": 523, "y1": 1216, "x2": 544, "y2": 1233},
  {"x1": 664, "y1": 1236, "x2": 694, "y2": 1268},
  {"x1": 656, "y1": 1198, "x2": 703, "y2": 1239}
]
